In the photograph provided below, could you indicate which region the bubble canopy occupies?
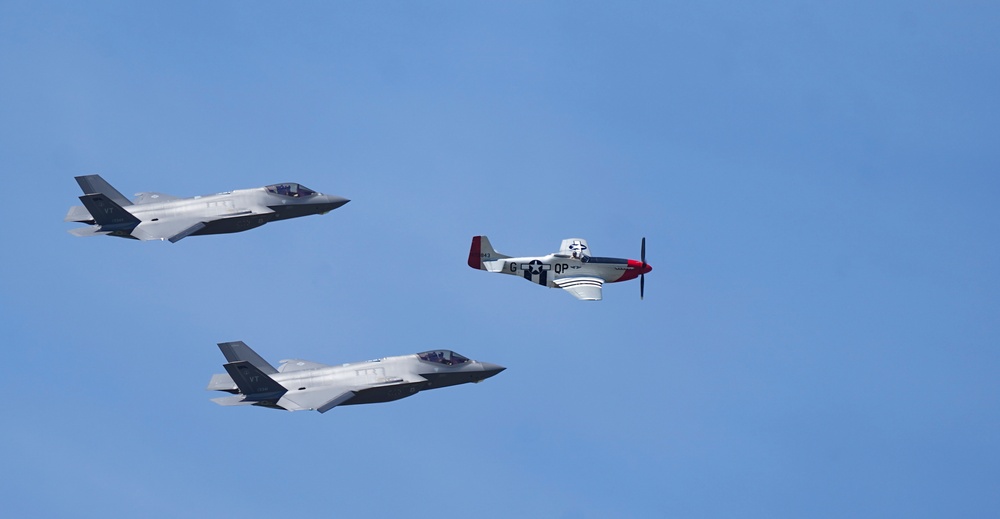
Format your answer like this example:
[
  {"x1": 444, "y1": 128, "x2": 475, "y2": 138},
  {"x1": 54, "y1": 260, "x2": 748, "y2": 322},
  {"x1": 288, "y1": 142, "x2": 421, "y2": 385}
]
[
  {"x1": 265, "y1": 183, "x2": 317, "y2": 198},
  {"x1": 417, "y1": 350, "x2": 470, "y2": 366}
]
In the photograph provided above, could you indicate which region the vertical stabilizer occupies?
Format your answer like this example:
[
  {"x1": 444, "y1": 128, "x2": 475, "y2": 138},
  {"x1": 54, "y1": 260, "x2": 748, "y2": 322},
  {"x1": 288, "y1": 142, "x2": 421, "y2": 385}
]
[
  {"x1": 223, "y1": 361, "x2": 287, "y2": 402},
  {"x1": 468, "y1": 235, "x2": 508, "y2": 269},
  {"x1": 78, "y1": 194, "x2": 140, "y2": 230},
  {"x1": 217, "y1": 341, "x2": 278, "y2": 374},
  {"x1": 75, "y1": 175, "x2": 133, "y2": 206}
]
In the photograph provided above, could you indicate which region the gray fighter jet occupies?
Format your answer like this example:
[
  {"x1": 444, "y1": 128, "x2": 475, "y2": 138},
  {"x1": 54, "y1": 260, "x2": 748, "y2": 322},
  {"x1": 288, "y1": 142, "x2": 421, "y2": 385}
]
[
  {"x1": 207, "y1": 341, "x2": 505, "y2": 413},
  {"x1": 65, "y1": 175, "x2": 349, "y2": 242}
]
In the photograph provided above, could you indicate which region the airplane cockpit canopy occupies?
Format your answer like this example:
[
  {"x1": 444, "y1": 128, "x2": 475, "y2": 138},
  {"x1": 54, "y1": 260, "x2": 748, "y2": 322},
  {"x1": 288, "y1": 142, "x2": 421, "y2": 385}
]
[
  {"x1": 266, "y1": 183, "x2": 317, "y2": 198},
  {"x1": 582, "y1": 255, "x2": 627, "y2": 265},
  {"x1": 417, "y1": 350, "x2": 470, "y2": 366}
]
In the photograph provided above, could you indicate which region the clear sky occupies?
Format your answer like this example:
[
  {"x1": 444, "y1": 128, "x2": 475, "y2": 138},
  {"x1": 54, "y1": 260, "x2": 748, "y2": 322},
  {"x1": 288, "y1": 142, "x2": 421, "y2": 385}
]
[{"x1": 2, "y1": 2, "x2": 999, "y2": 517}]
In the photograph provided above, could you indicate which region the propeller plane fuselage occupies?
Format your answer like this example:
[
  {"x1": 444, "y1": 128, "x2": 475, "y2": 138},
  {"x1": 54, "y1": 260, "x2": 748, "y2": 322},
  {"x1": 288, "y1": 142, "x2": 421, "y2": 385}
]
[{"x1": 467, "y1": 236, "x2": 652, "y2": 301}]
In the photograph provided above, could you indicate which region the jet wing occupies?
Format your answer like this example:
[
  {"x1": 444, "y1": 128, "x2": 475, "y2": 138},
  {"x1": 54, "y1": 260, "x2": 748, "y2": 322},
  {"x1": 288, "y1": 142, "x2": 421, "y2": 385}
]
[
  {"x1": 130, "y1": 207, "x2": 276, "y2": 242},
  {"x1": 130, "y1": 219, "x2": 207, "y2": 243},
  {"x1": 212, "y1": 387, "x2": 355, "y2": 412},
  {"x1": 279, "y1": 387, "x2": 357, "y2": 413},
  {"x1": 553, "y1": 276, "x2": 604, "y2": 301},
  {"x1": 559, "y1": 238, "x2": 591, "y2": 258},
  {"x1": 280, "y1": 371, "x2": 429, "y2": 412},
  {"x1": 68, "y1": 226, "x2": 110, "y2": 237}
]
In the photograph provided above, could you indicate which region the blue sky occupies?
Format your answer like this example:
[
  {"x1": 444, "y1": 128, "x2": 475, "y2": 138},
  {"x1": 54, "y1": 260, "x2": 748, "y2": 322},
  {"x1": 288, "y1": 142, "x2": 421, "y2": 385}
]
[{"x1": 2, "y1": 2, "x2": 999, "y2": 517}]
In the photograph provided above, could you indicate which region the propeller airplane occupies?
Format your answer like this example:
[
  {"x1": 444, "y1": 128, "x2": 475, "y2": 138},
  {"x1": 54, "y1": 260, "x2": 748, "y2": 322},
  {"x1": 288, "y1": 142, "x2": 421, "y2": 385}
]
[{"x1": 467, "y1": 236, "x2": 651, "y2": 301}]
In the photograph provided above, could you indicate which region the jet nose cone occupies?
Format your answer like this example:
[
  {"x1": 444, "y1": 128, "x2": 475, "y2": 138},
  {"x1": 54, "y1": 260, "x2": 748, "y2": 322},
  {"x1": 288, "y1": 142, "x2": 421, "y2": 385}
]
[
  {"x1": 316, "y1": 195, "x2": 350, "y2": 213},
  {"x1": 325, "y1": 195, "x2": 350, "y2": 208},
  {"x1": 479, "y1": 362, "x2": 506, "y2": 379}
]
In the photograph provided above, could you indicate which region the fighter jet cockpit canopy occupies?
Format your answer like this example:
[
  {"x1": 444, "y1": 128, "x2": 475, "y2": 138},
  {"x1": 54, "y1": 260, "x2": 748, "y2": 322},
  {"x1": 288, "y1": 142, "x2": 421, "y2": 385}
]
[
  {"x1": 266, "y1": 183, "x2": 317, "y2": 198},
  {"x1": 417, "y1": 350, "x2": 470, "y2": 366}
]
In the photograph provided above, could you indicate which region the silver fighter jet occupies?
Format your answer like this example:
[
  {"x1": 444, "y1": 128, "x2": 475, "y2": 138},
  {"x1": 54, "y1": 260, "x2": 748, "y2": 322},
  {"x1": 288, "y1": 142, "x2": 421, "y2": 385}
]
[
  {"x1": 65, "y1": 175, "x2": 349, "y2": 242},
  {"x1": 207, "y1": 341, "x2": 505, "y2": 413}
]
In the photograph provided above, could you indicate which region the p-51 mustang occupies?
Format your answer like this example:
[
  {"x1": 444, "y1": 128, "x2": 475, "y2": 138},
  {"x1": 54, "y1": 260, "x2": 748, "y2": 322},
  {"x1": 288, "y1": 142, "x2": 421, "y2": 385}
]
[
  {"x1": 207, "y1": 341, "x2": 505, "y2": 413},
  {"x1": 65, "y1": 175, "x2": 349, "y2": 243},
  {"x1": 467, "y1": 236, "x2": 652, "y2": 301}
]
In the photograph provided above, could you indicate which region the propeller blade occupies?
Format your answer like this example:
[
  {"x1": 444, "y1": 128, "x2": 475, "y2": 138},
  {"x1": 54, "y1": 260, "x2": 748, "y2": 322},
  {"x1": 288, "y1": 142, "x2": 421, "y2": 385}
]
[{"x1": 640, "y1": 237, "x2": 647, "y2": 300}]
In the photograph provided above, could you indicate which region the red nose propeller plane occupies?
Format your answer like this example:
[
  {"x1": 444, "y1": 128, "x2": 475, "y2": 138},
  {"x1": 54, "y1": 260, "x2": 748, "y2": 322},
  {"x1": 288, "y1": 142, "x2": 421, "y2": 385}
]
[{"x1": 468, "y1": 236, "x2": 652, "y2": 301}]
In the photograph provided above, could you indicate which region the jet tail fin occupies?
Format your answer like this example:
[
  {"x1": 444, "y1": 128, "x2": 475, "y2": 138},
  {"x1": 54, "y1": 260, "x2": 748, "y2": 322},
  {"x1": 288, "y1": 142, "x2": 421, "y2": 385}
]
[
  {"x1": 75, "y1": 175, "x2": 133, "y2": 206},
  {"x1": 468, "y1": 235, "x2": 509, "y2": 269},
  {"x1": 223, "y1": 361, "x2": 287, "y2": 402},
  {"x1": 78, "y1": 194, "x2": 140, "y2": 230},
  {"x1": 217, "y1": 341, "x2": 278, "y2": 374}
]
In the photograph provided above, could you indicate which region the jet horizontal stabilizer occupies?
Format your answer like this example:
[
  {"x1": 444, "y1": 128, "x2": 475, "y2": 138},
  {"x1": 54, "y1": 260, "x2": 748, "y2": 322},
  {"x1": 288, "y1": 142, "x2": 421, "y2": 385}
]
[
  {"x1": 206, "y1": 373, "x2": 238, "y2": 392},
  {"x1": 64, "y1": 205, "x2": 94, "y2": 223},
  {"x1": 68, "y1": 226, "x2": 110, "y2": 238},
  {"x1": 211, "y1": 395, "x2": 252, "y2": 406}
]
